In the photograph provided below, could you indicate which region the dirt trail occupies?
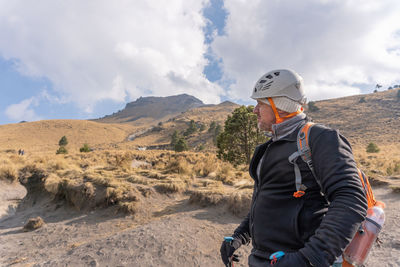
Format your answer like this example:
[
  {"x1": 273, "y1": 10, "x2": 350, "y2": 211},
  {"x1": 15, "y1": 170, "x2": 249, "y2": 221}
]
[{"x1": 0, "y1": 185, "x2": 399, "y2": 267}]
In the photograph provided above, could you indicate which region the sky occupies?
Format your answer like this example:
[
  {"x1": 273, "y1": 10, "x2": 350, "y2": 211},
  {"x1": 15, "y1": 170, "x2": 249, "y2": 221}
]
[{"x1": 0, "y1": 0, "x2": 400, "y2": 125}]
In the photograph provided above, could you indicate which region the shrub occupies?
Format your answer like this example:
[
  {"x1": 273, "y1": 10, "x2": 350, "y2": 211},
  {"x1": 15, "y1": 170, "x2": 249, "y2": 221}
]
[
  {"x1": 397, "y1": 89, "x2": 400, "y2": 100},
  {"x1": 208, "y1": 121, "x2": 216, "y2": 133},
  {"x1": 58, "y1": 136, "x2": 68, "y2": 146},
  {"x1": 183, "y1": 120, "x2": 197, "y2": 136},
  {"x1": 23, "y1": 217, "x2": 45, "y2": 231},
  {"x1": 366, "y1": 142, "x2": 380, "y2": 153},
  {"x1": 359, "y1": 97, "x2": 366, "y2": 103},
  {"x1": 307, "y1": 101, "x2": 319, "y2": 112},
  {"x1": 0, "y1": 166, "x2": 18, "y2": 183},
  {"x1": 80, "y1": 143, "x2": 91, "y2": 152},
  {"x1": 56, "y1": 146, "x2": 68, "y2": 154},
  {"x1": 174, "y1": 138, "x2": 188, "y2": 152}
]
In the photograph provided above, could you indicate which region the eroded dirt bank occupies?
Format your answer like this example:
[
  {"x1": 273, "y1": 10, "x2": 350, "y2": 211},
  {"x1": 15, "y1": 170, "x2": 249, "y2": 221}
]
[{"x1": 0, "y1": 186, "x2": 399, "y2": 267}]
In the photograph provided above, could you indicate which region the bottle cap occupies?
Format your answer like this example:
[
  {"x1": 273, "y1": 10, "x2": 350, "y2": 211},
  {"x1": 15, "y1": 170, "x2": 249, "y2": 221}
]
[{"x1": 375, "y1": 201, "x2": 386, "y2": 209}]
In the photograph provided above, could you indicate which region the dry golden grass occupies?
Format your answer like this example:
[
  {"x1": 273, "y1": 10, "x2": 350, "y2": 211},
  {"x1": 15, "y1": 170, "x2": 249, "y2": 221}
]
[
  {"x1": 0, "y1": 119, "x2": 136, "y2": 153},
  {"x1": 0, "y1": 149, "x2": 256, "y2": 215}
]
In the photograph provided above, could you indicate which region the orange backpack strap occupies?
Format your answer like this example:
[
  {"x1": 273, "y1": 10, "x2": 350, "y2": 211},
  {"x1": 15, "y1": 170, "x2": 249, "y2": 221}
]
[{"x1": 357, "y1": 169, "x2": 377, "y2": 208}]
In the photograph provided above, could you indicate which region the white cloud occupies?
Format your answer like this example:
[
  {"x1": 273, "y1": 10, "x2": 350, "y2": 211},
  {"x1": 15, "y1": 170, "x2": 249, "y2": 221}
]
[
  {"x1": 212, "y1": 0, "x2": 400, "y2": 101},
  {"x1": 0, "y1": 0, "x2": 223, "y2": 114},
  {"x1": 5, "y1": 97, "x2": 41, "y2": 122}
]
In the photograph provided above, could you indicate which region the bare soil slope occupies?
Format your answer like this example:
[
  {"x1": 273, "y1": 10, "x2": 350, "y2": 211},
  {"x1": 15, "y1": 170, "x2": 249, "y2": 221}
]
[{"x1": 0, "y1": 185, "x2": 398, "y2": 267}]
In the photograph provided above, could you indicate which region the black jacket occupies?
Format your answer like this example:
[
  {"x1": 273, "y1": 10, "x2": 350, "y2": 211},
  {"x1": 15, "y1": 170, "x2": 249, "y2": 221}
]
[{"x1": 234, "y1": 121, "x2": 368, "y2": 266}]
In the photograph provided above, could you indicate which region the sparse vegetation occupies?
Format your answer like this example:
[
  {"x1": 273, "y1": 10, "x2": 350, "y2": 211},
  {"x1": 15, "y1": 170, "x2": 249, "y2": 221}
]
[
  {"x1": 174, "y1": 138, "x2": 188, "y2": 152},
  {"x1": 23, "y1": 217, "x2": 44, "y2": 231},
  {"x1": 366, "y1": 142, "x2": 380, "y2": 153},
  {"x1": 308, "y1": 101, "x2": 320, "y2": 112},
  {"x1": 56, "y1": 146, "x2": 68, "y2": 154},
  {"x1": 183, "y1": 120, "x2": 197, "y2": 136},
  {"x1": 80, "y1": 143, "x2": 91, "y2": 152},
  {"x1": 58, "y1": 136, "x2": 68, "y2": 146},
  {"x1": 359, "y1": 97, "x2": 366, "y2": 103},
  {"x1": 0, "y1": 166, "x2": 18, "y2": 183},
  {"x1": 397, "y1": 89, "x2": 400, "y2": 100}
]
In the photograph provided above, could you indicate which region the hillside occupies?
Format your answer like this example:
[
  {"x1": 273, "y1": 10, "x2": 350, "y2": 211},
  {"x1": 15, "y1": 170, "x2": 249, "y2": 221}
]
[
  {"x1": 306, "y1": 89, "x2": 400, "y2": 146},
  {"x1": 95, "y1": 94, "x2": 204, "y2": 126},
  {"x1": 0, "y1": 120, "x2": 136, "y2": 154},
  {"x1": 126, "y1": 101, "x2": 240, "y2": 149}
]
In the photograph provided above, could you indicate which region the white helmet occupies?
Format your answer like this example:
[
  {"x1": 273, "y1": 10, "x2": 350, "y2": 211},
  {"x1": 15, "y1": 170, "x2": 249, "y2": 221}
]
[{"x1": 251, "y1": 69, "x2": 306, "y2": 105}]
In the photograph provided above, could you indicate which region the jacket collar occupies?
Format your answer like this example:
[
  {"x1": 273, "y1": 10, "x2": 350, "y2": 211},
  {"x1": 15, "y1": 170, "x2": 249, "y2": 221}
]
[{"x1": 270, "y1": 113, "x2": 307, "y2": 141}]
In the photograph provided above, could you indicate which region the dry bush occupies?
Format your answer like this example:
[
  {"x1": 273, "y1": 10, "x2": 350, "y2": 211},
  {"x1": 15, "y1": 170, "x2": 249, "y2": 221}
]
[
  {"x1": 227, "y1": 191, "x2": 252, "y2": 216},
  {"x1": 154, "y1": 180, "x2": 187, "y2": 194},
  {"x1": 127, "y1": 175, "x2": 149, "y2": 185},
  {"x1": 23, "y1": 217, "x2": 45, "y2": 231},
  {"x1": 47, "y1": 158, "x2": 69, "y2": 171},
  {"x1": 118, "y1": 201, "x2": 138, "y2": 214},
  {"x1": 139, "y1": 170, "x2": 167, "y2": 180},
  {"x1": 188, "y1": 189, "x2": 226, "y2": 206},
  {"x1": 234, "y1": 179, "x2": 254, "y2": 189},
  {"x1": 216, "y1": 162, "x2": 235, "y2": 185},
  {"x1": 44, "y1": 173, "x2": 62, "y2": 195},
  {"x1": 0, "y1": 166, "x2": 18, "y2": 183},
  {"x1": 165, "y1": 156, "x2": 193, "y2": 175},
  {"x1": 193, "y1": 155, "x2": 219, "y2": 177}
]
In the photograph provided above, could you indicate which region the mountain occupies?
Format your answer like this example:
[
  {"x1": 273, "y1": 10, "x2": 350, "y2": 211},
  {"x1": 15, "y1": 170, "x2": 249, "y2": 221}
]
[
  {"x1": 0, "y1": 90, "x2": 399, "y2": 154},
  {"x1": 126, "y1": 101, "x2": 240, "y2": 149},
  {"x1": 95, "y1": 94, "x2": 204, "y2": 125}
]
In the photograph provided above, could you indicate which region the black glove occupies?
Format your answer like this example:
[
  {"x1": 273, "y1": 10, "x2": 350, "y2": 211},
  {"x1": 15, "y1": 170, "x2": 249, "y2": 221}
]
[
  {"x1": 272, "y1": 252, "x2": 311, "y2": 267},
  {"x1": 220, "y1": 237, "x2": 241, "y2": 266}
]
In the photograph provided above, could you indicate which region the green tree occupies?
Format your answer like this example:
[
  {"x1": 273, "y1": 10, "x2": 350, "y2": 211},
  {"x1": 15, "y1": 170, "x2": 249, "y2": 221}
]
[
  {"x1": 174, "y1": 138, "x2": 188, "y2": 152},
  {"x1": 170, "y1": 130, "x2": 180, "y2": 147},
  {"x1": 199, "y1": 123, "x2": 206, "y2": 132},
  {"x1": 58, "y1": 136, "x2": 68, "y2": 146},
  {"x1": 213, "y1": 124, "x2": 222, "y2": 145},
  {"x1": 80, "y1": 143, "x2": 91, "y2": 152},
  {"x1": 366, "y1": 142, "x2": 380, "y2": 153},
  {"x1": 183, "y1": 120, "x2": 197, "y2": 136},
  {"x1": 217, "y1": 105, "x2": 267, "y2": 165}
]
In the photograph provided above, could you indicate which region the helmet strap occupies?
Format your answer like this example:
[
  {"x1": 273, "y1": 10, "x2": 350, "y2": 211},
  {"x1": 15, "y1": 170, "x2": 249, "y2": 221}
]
[{"x1": 267, "y1": 98, "x2": 303, "y2": 124}]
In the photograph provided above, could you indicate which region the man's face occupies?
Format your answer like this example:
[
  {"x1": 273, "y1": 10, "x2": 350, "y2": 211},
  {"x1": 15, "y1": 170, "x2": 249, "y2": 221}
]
[{"x1": 253, "y1": 100, "x2": 275, "y2": 132}]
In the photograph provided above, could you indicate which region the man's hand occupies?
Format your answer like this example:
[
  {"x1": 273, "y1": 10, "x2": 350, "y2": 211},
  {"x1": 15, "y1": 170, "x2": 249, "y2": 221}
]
[
  {"x1": 220, "y1": 237, "x2": 241, "y2": 266},
  {"x1": 272, "y1": 252, "x2": 311, "y2": 267}
]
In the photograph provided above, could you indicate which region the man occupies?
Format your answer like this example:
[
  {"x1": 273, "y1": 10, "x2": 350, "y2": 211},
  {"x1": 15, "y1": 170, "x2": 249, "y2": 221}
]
[{"x1": 220, "y1": 69, "x2": 367, "y2": 267}]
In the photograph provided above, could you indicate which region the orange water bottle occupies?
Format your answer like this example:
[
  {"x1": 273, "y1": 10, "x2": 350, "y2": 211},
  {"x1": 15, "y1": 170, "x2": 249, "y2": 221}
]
[{"x1": 343, "y1": 201, "x2": 385, "y2": 266}]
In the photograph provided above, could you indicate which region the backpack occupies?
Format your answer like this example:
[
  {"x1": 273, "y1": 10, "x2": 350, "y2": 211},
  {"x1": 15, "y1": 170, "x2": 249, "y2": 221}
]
[
  {"x1": 288, "y1": 122, "x2": 376, "y2": 207},
  {"x1": 288, "y1": 122, "x2": 379, "y2": 267}
]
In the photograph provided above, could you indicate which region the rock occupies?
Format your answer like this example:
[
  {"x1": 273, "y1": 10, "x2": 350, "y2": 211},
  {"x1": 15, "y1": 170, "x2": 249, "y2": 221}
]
[{"x1": 23, "y1": 216, "x2": 44, "y2": 231}]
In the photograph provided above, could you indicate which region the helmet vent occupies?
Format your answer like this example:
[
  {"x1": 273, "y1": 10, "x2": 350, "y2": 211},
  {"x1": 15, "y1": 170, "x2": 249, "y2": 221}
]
[
  {"x1": 261, "y1": 81, "x2": 273, "y2": 91},
  {"x1": 274, "y1": 72, "x2": 280, "y2": 76},
  {"x1": 265, "y1": 74, "x2": 273, "y2": 79}
]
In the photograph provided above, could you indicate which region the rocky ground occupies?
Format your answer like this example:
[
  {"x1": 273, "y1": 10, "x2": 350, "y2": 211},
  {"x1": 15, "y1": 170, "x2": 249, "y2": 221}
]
[{"x1": 0, "y1": 184, "x2": 399, "y2": 267}]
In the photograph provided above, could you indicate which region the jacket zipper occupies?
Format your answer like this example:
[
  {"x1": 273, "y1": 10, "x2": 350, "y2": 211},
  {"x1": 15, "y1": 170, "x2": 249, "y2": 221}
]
[{"x1": 250, "y1": 142, "x2": 272, "y2": 249}]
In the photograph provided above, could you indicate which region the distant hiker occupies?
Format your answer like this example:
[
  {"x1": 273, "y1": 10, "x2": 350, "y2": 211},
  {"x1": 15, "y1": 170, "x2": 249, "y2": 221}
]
[
  {"x1": 220, "y1": 69, "x2": 368, "y2": 267},
  {"x1": 18, "y1": 149, "x2": 21, "y2": 155},
  {"x1": 21, "y1": 149, "x2": 25, "y2": 156}
]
